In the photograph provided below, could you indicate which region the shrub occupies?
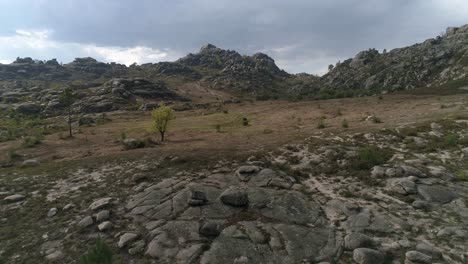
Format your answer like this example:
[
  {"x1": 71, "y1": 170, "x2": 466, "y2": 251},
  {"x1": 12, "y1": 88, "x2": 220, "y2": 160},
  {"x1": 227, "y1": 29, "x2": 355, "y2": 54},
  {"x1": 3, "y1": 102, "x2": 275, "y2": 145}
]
[
  {"x1": 8, "y1": 149, "x2": 21, "y2": 161},
  {"x1": 317, "y1": 118, "x2": 325, "y2": 129},
  {"x1": 22, "y1": 135, "x2": 42, "y2": 148},
  {"x1": 242, "y1": 117, "x2": 249, "y2": 126},
  {"x1": 341, "y1": 119, "x2": 349, "y2": 128},
  {"x1": 123, "y1": 138, "x2": 146, "y2": 150},
  {"x1": 120, "y1": 131, "x2": 127, "y2": 141},
  {"x1": 456, "y1": 170, "x2": 468, "y2": 181},
  {"x1": 215, "y1": 124, "x2": 222, "y2": 133},
  {"x1": 371, "y1": 116, "x2": 382, "y2": 123},
  {"x1": 427, "y1": 133, "x2": 459, "y2": 150},
  {"x1": 353, "y1": 146, "x2": 392, "y2": 170},
  {"x1": 80, "y1": 238, "x2": 113, "y2": 264}
]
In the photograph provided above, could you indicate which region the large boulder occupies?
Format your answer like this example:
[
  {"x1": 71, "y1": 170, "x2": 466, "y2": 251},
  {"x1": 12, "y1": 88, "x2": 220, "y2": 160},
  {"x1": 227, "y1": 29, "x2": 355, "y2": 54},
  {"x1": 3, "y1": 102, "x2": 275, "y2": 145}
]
[
  {"x1": 417, "y1": 185, "x2": 456, "y2": 204},
  {"x1": 15, "y1": 103, "x2": 42, "y2": 115}
]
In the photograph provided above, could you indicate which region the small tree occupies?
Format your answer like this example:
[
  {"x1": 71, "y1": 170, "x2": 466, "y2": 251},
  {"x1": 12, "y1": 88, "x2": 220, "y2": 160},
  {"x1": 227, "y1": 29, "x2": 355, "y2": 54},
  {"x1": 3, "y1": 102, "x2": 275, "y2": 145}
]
[
  {"x1": 59, "y1": 88, "x2": 76, "y2": 138},
  {"x1": 151, "y1": 104, "x2": 175, "y2": 142}
]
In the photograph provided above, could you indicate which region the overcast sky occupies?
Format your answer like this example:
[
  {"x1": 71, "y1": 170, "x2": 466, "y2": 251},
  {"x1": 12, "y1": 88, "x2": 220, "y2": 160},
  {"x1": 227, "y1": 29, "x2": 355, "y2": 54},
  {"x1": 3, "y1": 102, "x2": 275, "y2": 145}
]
[{"x1": 0, "y1": 0, "x2": 467, "y2": 74}]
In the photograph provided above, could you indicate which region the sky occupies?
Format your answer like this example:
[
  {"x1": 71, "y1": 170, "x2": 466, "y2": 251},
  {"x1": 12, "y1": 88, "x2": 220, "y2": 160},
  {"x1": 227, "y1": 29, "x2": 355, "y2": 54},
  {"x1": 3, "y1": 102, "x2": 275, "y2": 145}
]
[{"x1": 0, "y1": 0, "x2": 467, "y2": 75}]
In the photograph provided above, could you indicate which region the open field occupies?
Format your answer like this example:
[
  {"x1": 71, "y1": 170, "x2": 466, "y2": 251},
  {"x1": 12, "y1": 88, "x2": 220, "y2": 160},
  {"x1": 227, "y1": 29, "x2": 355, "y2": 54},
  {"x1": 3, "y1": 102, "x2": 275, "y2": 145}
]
[{"x1": 1, "y1": 93, "x2": 468, "y2": 164}]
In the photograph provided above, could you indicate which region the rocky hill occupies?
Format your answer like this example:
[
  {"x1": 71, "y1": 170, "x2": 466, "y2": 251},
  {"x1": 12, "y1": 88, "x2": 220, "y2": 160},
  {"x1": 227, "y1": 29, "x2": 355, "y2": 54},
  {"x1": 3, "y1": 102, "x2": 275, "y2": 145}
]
[
  {"x1": 1, "y1": 24, "x2": 468, "y2": 112},
  {"x1": 321, "y1": 25, "x2": 468, "y2": 95}
]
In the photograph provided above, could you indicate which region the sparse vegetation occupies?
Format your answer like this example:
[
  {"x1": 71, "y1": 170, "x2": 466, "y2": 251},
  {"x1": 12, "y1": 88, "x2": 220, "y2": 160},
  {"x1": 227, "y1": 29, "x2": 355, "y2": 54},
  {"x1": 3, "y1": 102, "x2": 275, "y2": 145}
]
[
  {"x1": 317, "y1": 118, "x2": 326, "y2": 129},
  {"x1": 242, "y1": 117, "x2": 249, "y2": 126},
  {"x1": 456, "y1": 170, "x2": 468, "y2": 181},
  {"x1": 80, "y1": 238, "x2": 113, "y2": 264},
  {"x1": 22, "y1": 135, "x2": 42, "y2": 148},
  {"x1": 371, "y1": 116, "x2": 382, "y2": 123},
  {"x1": 341, "y1": 119, "x2": 349, "y2": 128},
  {"x1": 353, "y1": 146, "x2": 392, "y2": 170}
]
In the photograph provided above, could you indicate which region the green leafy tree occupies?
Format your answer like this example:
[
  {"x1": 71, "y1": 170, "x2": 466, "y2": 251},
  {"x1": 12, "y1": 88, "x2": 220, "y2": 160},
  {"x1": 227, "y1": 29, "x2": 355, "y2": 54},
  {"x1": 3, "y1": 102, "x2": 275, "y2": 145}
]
[
  {"x1": 80, "y1": 238, "x2": 113, "y2": 264},
  {"x1": 151, "y1": 104, "x2": 175, "y2": 142},
  {"x1": 59, "y1": 88, "x2": 76, "y2": 138}
]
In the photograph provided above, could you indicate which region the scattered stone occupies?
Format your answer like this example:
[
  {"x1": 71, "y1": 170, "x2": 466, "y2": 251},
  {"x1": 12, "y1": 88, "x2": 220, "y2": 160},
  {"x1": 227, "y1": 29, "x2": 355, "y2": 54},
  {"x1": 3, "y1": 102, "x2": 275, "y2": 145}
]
[
  {"x1": 15, "y1": 103, "x2": 42, "y2": 115},
  {"x1": 63, "y1": 203, "x2": 74, "y2": 211},
  {"x1": 98, "y1": 221, "x2": 113, "y2": 231},
  {"x1": 385, "y1": 167, "x2": 404, "y2": 178},
  {"x1": 47, "y1": 208, "x2": 58, "y2": 217},
  {"x1": 353, "y1": 248, "x2": 385, "y2": 264},
  {"x1": 132, "y1": 173, "x2": 148, "y2": 183},
  {"x1": 412, "y1": 200, "x2": 431, "y2": 210},
  {"x1": 344, "y1": 233, "x2": 372, "y2": 250},
  {"x1": 220, "y1": 187, "x2": 248, "y2": 207},
  {"x1": 118, "y1": 233, "x2": 139, "y2": 248},
  {"x1": 390, "y1": 178, "x2": 417, "y2": 195},
  {"x1": 437, "y1": 227, "x2": 468, "y2": 239},
  {"x1": 401, "y1": 165, "x2": 426, "y2": 178},
  {"x1": 233, "y1": 256, "x2": 249, "y2": 264},
  {"x1": 128, "y1": 240, "x2": 146, "y2": 255},
  {"x1": 199, "y1": 222, "x2": 221, "y2": 237},
  {"x1": 78, "y1": 216, "x2": 93, "y2": 228},
  {"x1": 417, "y1": 185, "x2": 456, "y2": 204},
  {"x1": 95, "y1": 210, "x2": 110, "y2": 222},
  {"x1": 415, "y1": 242, "x2": 442, "y2": 260},
  {"x1": 430, "y1": 122, "x2": 442, "y2": 131},
  {"x1": 235, "y1": 165, "x2": 261, "y2": 181},
  {"x1": 189, "y1": 190, "x2": 208, "y2": 206},
  {"x1": 45, "y1": 250, "x2": 64, "y2": 261},
  {"x1": 144, "y1": 220, "x2": 165, "y2": 230},
  {"x1": 3, "y1": 194, "x2": 25, "y2": 203},
  {"x1": 21, "y1": 159, "x2": 40, "y2": 167},
  {"x1": 405, "y1": 251, "x2": 432, "y2": 264},
  {"x1": 89, "y1": 197, "x2": 112, "y2": 210},
  {"x1": 371, "y1": 166, "x2": 386, "y2": 178}
]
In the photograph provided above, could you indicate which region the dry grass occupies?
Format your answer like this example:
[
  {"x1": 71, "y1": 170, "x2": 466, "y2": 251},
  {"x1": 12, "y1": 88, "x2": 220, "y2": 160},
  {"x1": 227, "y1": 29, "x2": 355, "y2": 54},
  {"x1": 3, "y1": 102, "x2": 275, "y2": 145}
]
[{"x1": 1, "y1": 93, "x2": 468, "y2": 164}]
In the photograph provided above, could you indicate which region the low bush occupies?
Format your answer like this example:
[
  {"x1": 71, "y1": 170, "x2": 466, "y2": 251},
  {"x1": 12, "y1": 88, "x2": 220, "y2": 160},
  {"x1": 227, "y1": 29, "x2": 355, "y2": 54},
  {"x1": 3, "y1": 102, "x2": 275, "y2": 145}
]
[
  {"x1": 80, "y1": 238, "x2": 113, "y2": 264},
  {"x1": 123, "y1": 138, "x2": 146, "y2": 150},
  {"x1": 317, "y1": 118, "x2": 326, "y2": 129},
  {"x1": 353, "y1": 146, "x2": 392, "y2": 170},
  {"x1": 22, "y1": 135, "x2": 42, "y2": 148},
  {"x1": 341, "y1": 119, "x2": 349, "y2": 128}
]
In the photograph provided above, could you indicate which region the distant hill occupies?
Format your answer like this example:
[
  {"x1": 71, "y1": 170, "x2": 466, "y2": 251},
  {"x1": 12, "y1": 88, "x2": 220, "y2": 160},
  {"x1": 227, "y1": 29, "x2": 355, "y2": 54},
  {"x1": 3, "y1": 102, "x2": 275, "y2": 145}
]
[{"x1": 1, "y1": 24, "x2": 468, "y2": 104}]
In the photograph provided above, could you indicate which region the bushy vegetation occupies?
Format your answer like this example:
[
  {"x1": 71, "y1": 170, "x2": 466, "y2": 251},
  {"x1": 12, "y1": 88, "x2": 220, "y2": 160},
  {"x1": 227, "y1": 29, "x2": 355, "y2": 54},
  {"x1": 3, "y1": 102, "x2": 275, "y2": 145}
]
[
  {"x1": 353, "y1": 146, "x2": 392, "y2": 170},
  {"x1": 0, "y1": 112, "x2": 49, "y2": 142},
  {"x1": 425, "y1": 133, "x2": 461, "y2": 151},
  {"x1": 80, "y1": 238, "x2": 113, "y2": 264},
  {"x1": 22, "y1": 135, "x2": 43, "y2": 148},
  {"x1": 341, "y1": 119, "x2": 349, "y2": 128},
  {"x1": 317, "y1": 118, "x2": 325, "y2": 129},
  {"x1": 456, "y1": 170, "x2": 468, "y2": 181},
  {"x1": 123, "y1": 139, "x2": 147, "y2": 150}
]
